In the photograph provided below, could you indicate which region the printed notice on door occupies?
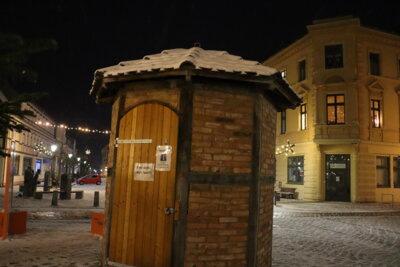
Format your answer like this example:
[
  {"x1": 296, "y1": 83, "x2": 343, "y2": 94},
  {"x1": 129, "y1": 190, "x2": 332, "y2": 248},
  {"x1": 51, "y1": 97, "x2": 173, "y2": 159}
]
[
  {"x1": 155, "y1": 145, "x2": 172, "y2": 171},
  {"x1": 134, "y1": 163, "x2": 155, "y2": 181}
]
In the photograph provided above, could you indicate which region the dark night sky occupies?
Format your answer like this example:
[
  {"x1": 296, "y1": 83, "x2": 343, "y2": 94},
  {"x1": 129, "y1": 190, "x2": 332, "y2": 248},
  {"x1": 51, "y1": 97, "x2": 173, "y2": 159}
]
[{"x1": 1, "y1": 0, "x2": 399, "y2": 168}]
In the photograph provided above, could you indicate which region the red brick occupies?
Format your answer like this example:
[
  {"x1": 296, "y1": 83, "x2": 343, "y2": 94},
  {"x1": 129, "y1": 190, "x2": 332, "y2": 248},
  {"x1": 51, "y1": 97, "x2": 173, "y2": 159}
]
[
  {"x1": 187, "y1": 236, "x2": 206, "y2": 243},
  {"x1": 213, "y1": 154, "x2": 232, "y2": 161},
  {"x1": 219, "y1": 217, "x2": 238, "y2": 223}
]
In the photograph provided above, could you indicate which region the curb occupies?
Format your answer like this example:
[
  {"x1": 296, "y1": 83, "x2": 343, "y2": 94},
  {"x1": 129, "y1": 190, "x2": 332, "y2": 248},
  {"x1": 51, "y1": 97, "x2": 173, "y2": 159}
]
[
  {"x1": 274, "y1": 211, "x2": 400, "y2": 217},
  {"x1": 12, "y1": 208, "x2": 104, "y2": 220}
]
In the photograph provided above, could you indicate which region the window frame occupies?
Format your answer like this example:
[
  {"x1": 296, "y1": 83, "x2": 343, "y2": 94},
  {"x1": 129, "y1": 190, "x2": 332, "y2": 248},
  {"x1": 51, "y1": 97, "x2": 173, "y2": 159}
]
[
  {"x1": 280, "y1": 110, "x2": 286, "y2": 134},
  {"x1": 370, "y1": 99, "x2": 382, "y2": 128},
  {"x1": 376, "y1": 156, "x2": 390, "y2": 188},
  {"x1": 325, "y1": 44, "x2": 344, "y2": 69},
  {"x1": 369, "y1": 52, "x2": 380, "y2": 76},
  {"x1": 300, "y1": 103, "x2": 307, "y2": 130},
  {"x1": 326, "y1": 94, "x2": 345, "y2": 125},
  {"x1": 393, "y1": 157, "x2": 400, "y2": 188},
  {"x1": 287, "y1": 156, "x2": 304, "y2": 185},
  {"x1": 298, "y1": 60, "x2": 306, "y2": 81}
]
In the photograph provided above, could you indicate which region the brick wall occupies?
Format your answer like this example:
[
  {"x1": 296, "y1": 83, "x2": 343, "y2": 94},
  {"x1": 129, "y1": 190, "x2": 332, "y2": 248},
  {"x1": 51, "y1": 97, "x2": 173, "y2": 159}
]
[
  {"x1": 256, "y1": 184, "x2": 274, "y2": 266},
  {"x1": 260, "y1": 98, "x2": 277, "y2": 177},
  {"x1": 184, "y1": 184, "x2": 250, "y2": 267},
  {"x1": 191, "y1": 90, "x2": 253, "y2": 173}
]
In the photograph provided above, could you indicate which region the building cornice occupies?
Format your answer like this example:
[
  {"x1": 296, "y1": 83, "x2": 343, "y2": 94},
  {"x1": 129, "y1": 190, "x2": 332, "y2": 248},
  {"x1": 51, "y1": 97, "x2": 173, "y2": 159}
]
[
  {"x1": 358, "y1": 27, "x2": 400, "y2": 47},
  {"x1": 263, "y1": 36, "x2": 312, "y2": 66}
]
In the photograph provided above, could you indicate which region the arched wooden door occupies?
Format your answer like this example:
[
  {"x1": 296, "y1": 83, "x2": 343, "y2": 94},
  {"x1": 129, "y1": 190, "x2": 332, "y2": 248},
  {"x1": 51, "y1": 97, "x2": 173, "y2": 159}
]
[{"x1": 108, "y1": 103, "x2": 179, "y2": 267}]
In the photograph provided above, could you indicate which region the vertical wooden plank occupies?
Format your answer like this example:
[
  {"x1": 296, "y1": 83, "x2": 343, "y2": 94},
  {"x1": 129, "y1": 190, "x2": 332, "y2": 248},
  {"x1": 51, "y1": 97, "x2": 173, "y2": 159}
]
[
  {"x1": 115, "y1": 110, "x2": 134, "y2": 263},
  {"x1": 134, "y1": 104, "x2": 153, "y2": 265},
  {"x1": 121, "y1": 108, "x2": 138, "y2": 262},
  {"x1": 109, "y1": 113, "x2": 128, "y2": 260},
  {"x1": 127, "y1": 104, "x2": 146, "y2": 264},
  {"x1": 173, "y1": 84, "x2": 193, "y2": 267},
  {"x1": 143, "y1": 104, "x2": 159, "y2": 266}
]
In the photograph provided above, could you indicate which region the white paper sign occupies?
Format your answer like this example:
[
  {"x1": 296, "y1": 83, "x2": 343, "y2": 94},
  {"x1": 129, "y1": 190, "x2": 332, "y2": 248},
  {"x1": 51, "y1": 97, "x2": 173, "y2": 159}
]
[
  {"x1": 156, "y1": 145, "x2": 172, "y2": 171},
  {"x1": 134, "y1": 163, "x2": 154, "y2": 181}
]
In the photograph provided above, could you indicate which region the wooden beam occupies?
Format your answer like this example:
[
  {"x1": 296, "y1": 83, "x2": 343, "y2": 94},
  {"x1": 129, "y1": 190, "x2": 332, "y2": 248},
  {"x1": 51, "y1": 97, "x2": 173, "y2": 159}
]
[
  {"x1": 172, "y1": 82, "x2": 193, "y2": 267},
  {"x1": 247, "y1": 94, "x2": 262, "y2": 267}
]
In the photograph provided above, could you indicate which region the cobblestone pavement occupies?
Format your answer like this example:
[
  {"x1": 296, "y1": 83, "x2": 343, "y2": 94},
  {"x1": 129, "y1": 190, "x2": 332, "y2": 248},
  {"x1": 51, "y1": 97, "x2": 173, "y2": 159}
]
[
  {"x1": 0, "y1": 220, "x2": 101, "y2": 267},
  {"x1": 272, "y1": 215, "x2": 400, "y2": 267}
]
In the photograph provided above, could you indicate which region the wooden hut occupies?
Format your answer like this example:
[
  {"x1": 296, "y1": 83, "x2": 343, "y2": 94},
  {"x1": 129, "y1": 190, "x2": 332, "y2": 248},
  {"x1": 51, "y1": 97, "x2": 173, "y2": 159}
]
[{"x1": 90, "y1": 47, "x2": 300, "y2": 267}]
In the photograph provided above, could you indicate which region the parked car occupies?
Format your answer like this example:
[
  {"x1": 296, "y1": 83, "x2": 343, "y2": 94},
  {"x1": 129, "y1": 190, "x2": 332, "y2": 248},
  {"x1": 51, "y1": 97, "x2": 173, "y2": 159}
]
[{"x1": 76, "y1": 174, "x2": 101, "y2": 185}]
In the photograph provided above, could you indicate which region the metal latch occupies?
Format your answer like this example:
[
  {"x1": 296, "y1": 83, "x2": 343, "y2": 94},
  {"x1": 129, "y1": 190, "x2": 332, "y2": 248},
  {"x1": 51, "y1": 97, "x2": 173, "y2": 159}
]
[{"x1": 164, "y1": 207, "x2": 175, "y2": 215}]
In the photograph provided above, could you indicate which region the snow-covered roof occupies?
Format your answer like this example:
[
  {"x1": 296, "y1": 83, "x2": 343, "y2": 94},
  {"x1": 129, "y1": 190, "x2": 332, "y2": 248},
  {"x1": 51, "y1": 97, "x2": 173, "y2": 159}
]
[
  {"x1": 90, "y1": 47, "x2": 301, "y2": 110},
  {"x1": 96, "y1": 47, "x2": 278, "y2": 78}
]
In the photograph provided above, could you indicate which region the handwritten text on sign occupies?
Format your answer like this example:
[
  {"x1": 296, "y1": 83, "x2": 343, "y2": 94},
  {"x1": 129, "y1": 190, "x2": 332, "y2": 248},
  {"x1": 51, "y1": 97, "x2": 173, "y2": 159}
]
[{"x1": 134, "y1": 163, "x2": 155, "y2": 181}]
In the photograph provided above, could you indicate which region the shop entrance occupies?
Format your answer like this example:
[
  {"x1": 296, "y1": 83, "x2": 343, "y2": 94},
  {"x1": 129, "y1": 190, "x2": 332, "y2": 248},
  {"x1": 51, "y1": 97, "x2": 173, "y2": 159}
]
[{"x1": 325, "y1": 154, "x2": 350, "y2": 202}]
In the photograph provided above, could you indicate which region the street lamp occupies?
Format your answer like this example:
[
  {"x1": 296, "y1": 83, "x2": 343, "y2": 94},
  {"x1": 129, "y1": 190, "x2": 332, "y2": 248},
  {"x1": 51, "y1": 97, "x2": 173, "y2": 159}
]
[
  {"x1": 85, "y1": 149, "x2": 91, "y2": 155},
  {"x1": 50, "y1": 144, "x2": 58, "y2": 153},
  {"x1": 49, "y1": 144, "x2": 58, "y2": 189}
]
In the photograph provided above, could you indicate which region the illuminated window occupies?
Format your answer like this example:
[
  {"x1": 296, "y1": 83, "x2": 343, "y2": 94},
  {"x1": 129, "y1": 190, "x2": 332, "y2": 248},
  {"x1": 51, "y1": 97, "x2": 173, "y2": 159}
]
[
  {"x1": 300, "y1": 104, "x2": 307, "y2": 130},
  {"x1": 298, "y1": 60, "x2": 306, "y2": 81},
  {"x1": 325, "y1": 44, "x2": 343, "y2": 69},
  {"x1": 326, "y1": 94, "x2": 345, "y2": 125},
  {"x1": 288, "y1": 156, "x2": 304, "y2": 184},
  {"x1": 376, "y1": 156, "x2": 390, "y2": 188},
  {"x1": 370, "y1": 53, "x2": 380, "y2": 76},
  {"x1": 281, "y1": 110, "x2": 286, "y2": 134},
  {"x1": 371, "y1": 99, "x2": 381, "y2": 128}
]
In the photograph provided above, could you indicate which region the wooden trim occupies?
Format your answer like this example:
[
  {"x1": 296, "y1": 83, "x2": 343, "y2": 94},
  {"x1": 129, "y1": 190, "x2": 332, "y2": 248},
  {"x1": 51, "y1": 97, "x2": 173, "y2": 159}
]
[
  {"x1": 121, "y1": 100, "x2": 180, "y2": 119},
  {"x1": 172, "y1": 83, "x2": 193, "y2": 267},
  {"x1": 103, "y1": 93, "x2": 126, "y2": 265},
  {"x1": 187, "y1": 173, "x2": 251, "y2": 185},
  {"x1": 247, "y1": 94, "x2": 262, "y2": 267}
]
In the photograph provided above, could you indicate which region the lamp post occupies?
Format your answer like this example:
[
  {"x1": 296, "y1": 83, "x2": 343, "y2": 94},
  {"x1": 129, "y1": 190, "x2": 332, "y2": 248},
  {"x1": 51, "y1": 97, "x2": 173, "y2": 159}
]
[{"x1": 49, "y1": 144, "x2": 58, "y2": 189}]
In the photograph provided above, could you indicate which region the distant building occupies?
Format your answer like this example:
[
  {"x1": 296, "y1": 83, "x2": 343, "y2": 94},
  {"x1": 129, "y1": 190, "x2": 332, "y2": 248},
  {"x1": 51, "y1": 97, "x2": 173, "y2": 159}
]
[
  {"x1": 101, "y1": 144, "x2": 108, "y2": 176},
  {"x1": 264, "y1": 17, "x2": 400, "y2": 203},
  {"x1": 0, "y1": 89, "x2": 75, "y2": 186}
]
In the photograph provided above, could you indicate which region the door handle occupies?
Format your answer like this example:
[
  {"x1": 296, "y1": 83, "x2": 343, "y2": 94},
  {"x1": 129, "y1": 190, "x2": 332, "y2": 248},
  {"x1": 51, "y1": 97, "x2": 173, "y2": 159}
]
[{"x1": 164, "y1": 207, "x2": 175, "y2": 215}]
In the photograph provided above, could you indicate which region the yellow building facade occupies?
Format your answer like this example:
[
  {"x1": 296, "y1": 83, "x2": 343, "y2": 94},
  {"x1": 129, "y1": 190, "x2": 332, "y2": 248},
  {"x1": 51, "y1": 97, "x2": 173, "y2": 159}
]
[{"x1": 264, "y1": 17, "x2": 400, "y2": 203}]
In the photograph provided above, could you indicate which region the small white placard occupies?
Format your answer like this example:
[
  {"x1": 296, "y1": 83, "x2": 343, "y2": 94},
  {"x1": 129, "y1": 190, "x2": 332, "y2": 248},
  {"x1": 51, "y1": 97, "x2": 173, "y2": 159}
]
[
  {"x1": 134, "y1": 163, "x2": 155, "y2": 181},
  {"x1": 330, "y1": 163, "x2": 346, "y2": 169},
  {"x1": 155, "y1": 145, "x2": 172, "y2": 171}
]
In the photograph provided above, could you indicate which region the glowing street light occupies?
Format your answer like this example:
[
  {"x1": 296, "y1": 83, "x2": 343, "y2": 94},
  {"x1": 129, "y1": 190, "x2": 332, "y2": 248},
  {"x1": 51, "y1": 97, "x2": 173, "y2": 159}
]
[
  {"x1": 50, "y1": 144, "x2": 58, "y2": 153},
  {"x1": 68, "y1": 153, "x2": 73, "y2": 159},
  {"x1": 85, "y1": 149, "x2": 91, "y2": 155}
]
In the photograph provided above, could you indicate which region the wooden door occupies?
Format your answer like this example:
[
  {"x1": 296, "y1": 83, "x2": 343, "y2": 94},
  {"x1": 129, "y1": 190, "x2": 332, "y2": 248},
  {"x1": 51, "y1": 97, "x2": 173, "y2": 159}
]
[{"x1": 108, "y1": 103, "x2": 179, "y2": 267}]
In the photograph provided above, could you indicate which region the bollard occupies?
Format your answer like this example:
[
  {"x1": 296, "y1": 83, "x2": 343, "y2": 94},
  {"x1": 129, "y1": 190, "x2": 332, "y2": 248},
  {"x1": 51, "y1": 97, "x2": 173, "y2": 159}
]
[
  {"x1": 51, "y1": 191, "x2": 58, "y2": 206},
  {"x1": 94, "y1": 191, "x2": 99, "y2": 207}
]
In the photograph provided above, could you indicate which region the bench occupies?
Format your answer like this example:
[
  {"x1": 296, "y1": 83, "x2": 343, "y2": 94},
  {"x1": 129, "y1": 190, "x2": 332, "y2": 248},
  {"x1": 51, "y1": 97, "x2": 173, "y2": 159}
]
[
  {"x1": 279, "y1": 187, "x2": 296, "y2": 199},
  {"x1": 34, "y1": 190, "x2": 84, "y2": 200}
]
